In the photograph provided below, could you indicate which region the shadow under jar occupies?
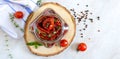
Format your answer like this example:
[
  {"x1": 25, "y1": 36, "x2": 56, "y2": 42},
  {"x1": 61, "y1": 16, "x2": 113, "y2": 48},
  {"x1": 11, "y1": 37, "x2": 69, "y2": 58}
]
[{"x1": 29, "y1": 8, "x2": 69, "y2": 48}]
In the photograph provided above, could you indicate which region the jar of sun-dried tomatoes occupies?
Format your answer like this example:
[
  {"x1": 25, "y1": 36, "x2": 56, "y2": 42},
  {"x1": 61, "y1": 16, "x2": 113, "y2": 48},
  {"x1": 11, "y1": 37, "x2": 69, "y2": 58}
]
[{"x1": 29, "y1": 8, "x2": 68, "y2": 48}]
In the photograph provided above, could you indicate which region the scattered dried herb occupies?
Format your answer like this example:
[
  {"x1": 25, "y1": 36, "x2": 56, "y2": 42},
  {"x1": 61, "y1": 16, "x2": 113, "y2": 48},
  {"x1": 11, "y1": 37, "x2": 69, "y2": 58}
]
[
  {"x1": 79, "y1": 29, "x2": 82, "y2": 31},
  {"x1": 86, "y1": 5, "x2": 88, "y2": 7},
  {"x1": 81, "y1": 36, "x2": 83, "y2": 38},
  {"x1": 88, "y1": 38, "x2": 91, "y2": 40},
  {"x1": 85, "y1": 25, "x2": 88, "y2": 28},
  {"x1": 85, "y1": 10, "x2": 89, "y2": 13},
  {"x1": 97, "y1": 16, "x2": 100, "y2": 20},
  {"x1": 80, "y1": 33, "x2": 83, "y2": 35},
  {"x1": 90, "y1": 12, "x2": 93, "y2": 15},
  {"x1": 98, "y1": 30, "x2": 100, "y2": 32},
  {"x1": 89, "y1": 18, "x2": 93, "y2": 23},
  {"x1": 83, "y1": 28, "x2": 86, "y2": 30},
  {"x1": 77, "y1": 3, "x2": 79, "y2": 6},
  {"x1": 4, "y1": 35, "x2": 13, "y2": 59},
  {"x1": 70, "y1": 3, "x2": 100, "y2": 39}
]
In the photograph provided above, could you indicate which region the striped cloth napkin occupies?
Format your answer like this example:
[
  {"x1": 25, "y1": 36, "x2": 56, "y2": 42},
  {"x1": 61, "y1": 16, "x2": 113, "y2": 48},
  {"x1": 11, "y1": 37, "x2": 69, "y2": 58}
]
[{"x1": 0, "y1": 0, "x2": 41, "y2": 39}]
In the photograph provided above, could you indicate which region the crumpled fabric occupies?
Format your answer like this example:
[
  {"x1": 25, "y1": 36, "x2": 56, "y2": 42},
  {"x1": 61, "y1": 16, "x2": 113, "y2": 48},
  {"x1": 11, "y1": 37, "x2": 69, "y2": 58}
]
[{"x1": 0, "y1": 0, "x2": 41, "y2": 39}]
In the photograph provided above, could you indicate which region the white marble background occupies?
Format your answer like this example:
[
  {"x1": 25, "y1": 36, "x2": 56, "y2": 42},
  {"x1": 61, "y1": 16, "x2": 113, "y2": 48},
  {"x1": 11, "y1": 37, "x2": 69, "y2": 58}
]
[{"x1": 0, "y1": 0, "x2": 120, "y2": 59}]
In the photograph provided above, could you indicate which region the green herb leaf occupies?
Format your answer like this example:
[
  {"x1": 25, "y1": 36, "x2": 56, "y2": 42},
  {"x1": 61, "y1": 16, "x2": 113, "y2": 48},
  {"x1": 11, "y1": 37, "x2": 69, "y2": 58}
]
[
  {"x1": 38, "y1": 43, "x2": 43, "y2": 46},
  {"x1": 14, "y1": 22, "x2": 19, "y2": 27},
  {"x1": 56, "y1": 26, "x2": 61, "y2": 30},
  {"x1": 27, "y1": 42, "x2": 35, "y2": 46},
  {"x1": 20, "y1": 28, "x2": 24, "y2": 32},
  {"x1": 27, "y1": 42, "x2": 43, "y2": 49},
  {"x1": 9, "y1": 13, "x2": 14, "y2": 20},
  {"x1": 35, "y1": 45, "x2": 38, "y2": 49},
  {"x1": 54, "y1": 19, "x2": 57, "y2": 22},
  {"x1": 35, "y1": 29, "x2": 39, "y2": 33}
]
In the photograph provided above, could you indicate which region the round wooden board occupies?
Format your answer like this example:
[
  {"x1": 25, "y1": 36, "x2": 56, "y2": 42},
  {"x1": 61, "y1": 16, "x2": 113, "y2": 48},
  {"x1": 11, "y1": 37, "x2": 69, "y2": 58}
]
[{"x1": 24, "y1": 2, "x2": 76, "y2": 56}]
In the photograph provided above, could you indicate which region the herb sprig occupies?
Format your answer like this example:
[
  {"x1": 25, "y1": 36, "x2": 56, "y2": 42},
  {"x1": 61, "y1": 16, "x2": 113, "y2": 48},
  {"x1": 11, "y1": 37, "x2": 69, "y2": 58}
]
[
  {"x1": 5, "y1": 35, "x2": 13, "y2": 59},
  {"x1": 9, "y1": 13, "x2": 24, "y2": 32},
  {"x1": 27, "y1": 42, "x2": 43, "y2": 49}
]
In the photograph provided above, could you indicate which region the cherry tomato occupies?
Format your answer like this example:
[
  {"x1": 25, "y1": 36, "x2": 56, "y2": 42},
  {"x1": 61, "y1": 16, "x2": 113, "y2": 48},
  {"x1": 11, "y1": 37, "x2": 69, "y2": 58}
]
[
  {"x1": 77, "y1": 42, "x2": 87, "y2": 51},
  {"x1": 60, "y1": 39, "x2": 68, "y2": 47},
  {"x1": 14, "y1": 11, "x2": 24, "y2": 19}
]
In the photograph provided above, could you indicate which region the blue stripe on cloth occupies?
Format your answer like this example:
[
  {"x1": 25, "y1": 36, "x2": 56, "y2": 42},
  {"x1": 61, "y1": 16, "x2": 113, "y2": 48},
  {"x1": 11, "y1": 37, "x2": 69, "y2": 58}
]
[
  {"x1": 7, "y1": 3, "x2": 26, "y2": 23},
  {"x1": 19, "y1": 4, "x2": 33, "y2": 13},
  {"x1": 4, "y1": 0, "x2": 32, "y2": 13}
]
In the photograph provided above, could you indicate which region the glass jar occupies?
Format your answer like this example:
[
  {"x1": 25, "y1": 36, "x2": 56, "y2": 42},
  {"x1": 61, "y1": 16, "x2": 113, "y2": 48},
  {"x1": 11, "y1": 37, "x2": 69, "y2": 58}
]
[{"x1": 29, "y1": 8, "x2": 69, "y2": 48}]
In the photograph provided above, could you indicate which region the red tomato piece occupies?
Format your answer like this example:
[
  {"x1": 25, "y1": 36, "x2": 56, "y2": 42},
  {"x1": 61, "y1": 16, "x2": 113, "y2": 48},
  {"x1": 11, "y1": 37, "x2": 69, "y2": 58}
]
[
  {"x1": 49, "y1": 24, "x2": 54, "y2": 30},
  {"x1": 60, "y1": 39, "x2": 68, "y2": 47},
  {"x1": 43, "y1": 17, "x2": 54, "y2": 30},
  {"x1": 37, "y1": 25, "x2": 49, "y2": 33},
  {"x1": 14, "y1": 11, "x2": 24, "y2": 19},
  {"x1": 77, "y1": 42, "x2": 87, "y2": 51}
]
